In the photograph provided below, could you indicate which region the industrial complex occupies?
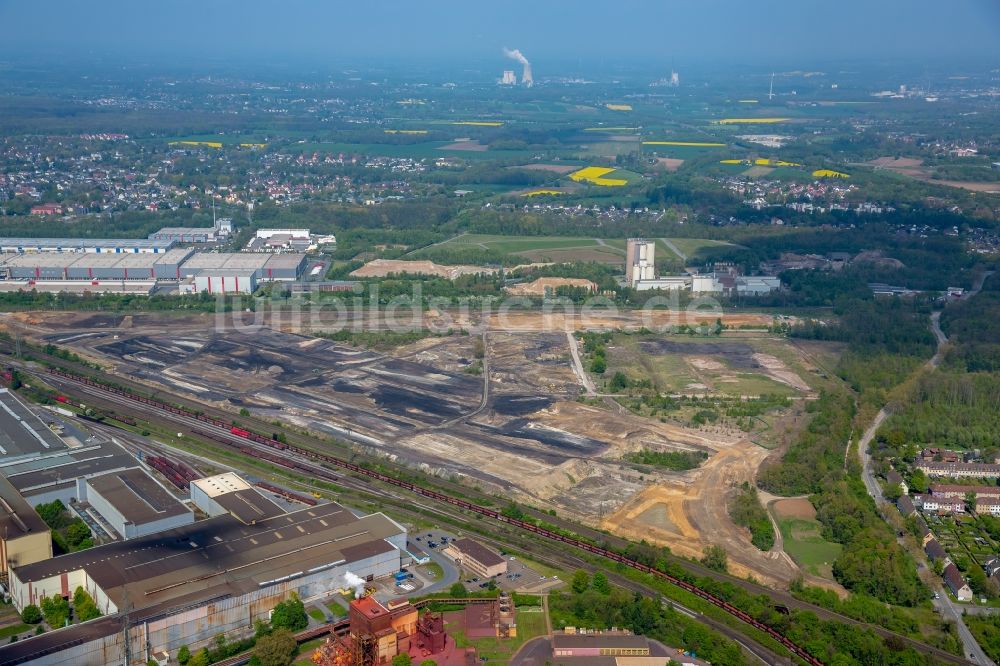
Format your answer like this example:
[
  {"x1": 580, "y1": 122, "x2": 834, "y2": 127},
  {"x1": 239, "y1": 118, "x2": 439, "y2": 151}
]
[
  {"x1": 2, "y1": 501, "x2": 406, "y2": 666},
  {"x1": 0, "y1": 242, "x2": 307, "y2": 295},
  {"x1": 624, "y1": 238, "x2": 781, "y2": 295},
  {"x1": 0, "y1": 383, "x2": 411, "y2": 666}
]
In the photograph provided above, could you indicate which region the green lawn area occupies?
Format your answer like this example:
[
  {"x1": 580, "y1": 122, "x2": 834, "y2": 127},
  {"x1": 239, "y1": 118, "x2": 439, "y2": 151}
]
[
  {"x1": 448, "y1": 607, "x2": 548, "y2": 666},
  {"x1": 662, "y1": 237, "x2": 739, "y2": 257},
  {"x1": 0, "y1": 623, "x2": 29, "y2": 640},
  {"x1": 307, "y1": 607, "x2": 326, "y2": 622},
  {"x1": 441, "y1": 234, "x2": 603, "y2": 253},
  {"x1": 777, "y1": 516, "x2": 843, "y2": 578},
  {"x1": 326, "y1": 599, "x2": 348, "y2": 617},
  {"x1": 421, "y1": 561, "x2": 445, "y2": 579},
  {"x1": 291, "y1": 636, "x2": 327, "y2": 666}
]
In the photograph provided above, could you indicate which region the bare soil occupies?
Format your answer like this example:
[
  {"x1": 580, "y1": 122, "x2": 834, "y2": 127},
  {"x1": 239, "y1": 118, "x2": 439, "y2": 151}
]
[{"x1": 772, "y1": 497, "x2": 817, "y2": 520}]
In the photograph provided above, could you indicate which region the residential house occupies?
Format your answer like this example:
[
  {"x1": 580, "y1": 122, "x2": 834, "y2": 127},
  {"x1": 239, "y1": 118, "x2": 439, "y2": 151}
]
[
  {"x1": 943, "y1": 563, "x2": 974, "y2": 601},
  {"x1": 915, "y1": 495, "x2": 964, "y2": 514},
  {"x1": 887, "y1": 470, "x2": 909, "y2": 495},
  {"x1": 897, "y1": 495, "x2": 916, "y2": 517},
  {"x1": 977, "y1": 498, "x2": 1000, "y2": 517},
  {"x1": 931, "y1": 485, "x2": 1000, "y2": 500},
  {"x1": 925, "y1": 539, "x2": 951, "y2": 567},
  {"x1": 916, "y1": 461, "x2": 1000, "y2": 479},
  {"x1": 983, "y1": 556, "x2": 1000, "y2": 579}
]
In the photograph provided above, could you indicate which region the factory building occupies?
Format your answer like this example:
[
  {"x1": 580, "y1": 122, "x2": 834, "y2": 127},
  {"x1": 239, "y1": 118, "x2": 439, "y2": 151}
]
[
  {"x1": 245, "y1": 228, "x2": 312, "y2": 252},
  {"x1": 190, "y1": 472, "x2": 285, "y2": 523},
  {"x1": 2, "y1": 502, "x2": 407, "y2": 666},
  {"x1": 625, "y1": 239, "x2": 656, "y2": 288},
  {"x1": 0, "y1": 388, "x2": 72, "y2": 574},
  {"x1": 443, "y1": 538, "x2": 508, "y2": 579},
  {"x1": 148, "y1": 218, "x2": 234, "y2": 244},
  {"x1": 0, "y1": 248, "x2": 195, "y2": 282},
  {"x1": 0, "y1": 238, "x2": 175, "y2": 254},
  {"x1": 0, "y1": 387, "x2": 177, "y2": 545},
  {"x1": 0, "y1": 248, "x2": 303, "y2": 295},
  {"x1": 178, "y1": 252, "x2": 306, "y2": 294},
  {"x1": 0, "y1": 475, "x2": 52, "y2": 575},
  {"x1": 632, "y1": 276, "x2": 690, "y2": 292},
  {"x1": 84, "y1": 468, "x2": 193, "y2": 539}
]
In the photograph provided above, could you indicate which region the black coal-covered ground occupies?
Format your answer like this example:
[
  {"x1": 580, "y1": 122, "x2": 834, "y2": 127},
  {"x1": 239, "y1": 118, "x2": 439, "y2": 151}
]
[
  {"x1": 489, "y1": 395, "x2": 554, "y2": 416},
  {"x1": 371, "y1": 384, "x2": 467, "y2": 423}
]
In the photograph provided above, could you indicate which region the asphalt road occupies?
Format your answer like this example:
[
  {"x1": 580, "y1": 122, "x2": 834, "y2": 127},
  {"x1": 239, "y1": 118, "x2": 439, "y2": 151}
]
[{"x1": 859, "y1": 272, "x2": 995, "y2": 666}]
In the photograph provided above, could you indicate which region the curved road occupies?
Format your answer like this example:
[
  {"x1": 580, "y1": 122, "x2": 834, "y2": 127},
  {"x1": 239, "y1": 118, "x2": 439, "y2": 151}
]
[{"x1": 859, "y1": 271, "x2": 994, "y2": 665}]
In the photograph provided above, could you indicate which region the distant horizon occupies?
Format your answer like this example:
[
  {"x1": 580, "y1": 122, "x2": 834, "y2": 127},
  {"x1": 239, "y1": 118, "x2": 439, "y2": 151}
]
[{"x1": 1, "y1": 0, "x2": 998, "y2": 67}]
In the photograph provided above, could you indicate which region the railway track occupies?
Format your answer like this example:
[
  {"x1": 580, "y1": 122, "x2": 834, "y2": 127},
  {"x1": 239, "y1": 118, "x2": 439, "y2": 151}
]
[
  {"x1": 44, "y1": 368, "x2": 827, "y2": 665},
  {"x1": 13, "y1": 353, "x2": 969, "y2": 665}
]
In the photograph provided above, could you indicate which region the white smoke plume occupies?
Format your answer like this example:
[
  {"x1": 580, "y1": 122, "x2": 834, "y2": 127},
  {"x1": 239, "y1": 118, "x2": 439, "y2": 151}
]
[
  {"x1": 343, "y1": 571, "x2": 366, "y2": 598},
  {"x1": 503, "y1": 47, "x2": 529, "y2": 66}
]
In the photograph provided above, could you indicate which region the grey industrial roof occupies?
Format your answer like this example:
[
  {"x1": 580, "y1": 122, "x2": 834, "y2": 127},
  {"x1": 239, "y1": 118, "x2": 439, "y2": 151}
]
[
  {"x1": 0, "y1": 389, "x2": 67, "y2": 459},
  {"x1": 86, "y1": 467, "x2": 190, "y2": 525},
  {"x1": 264, "y1": 254, "x2": 307, "y2": 269},
  {"x1": 0, "y1": 250, "x2": 192, "y2": 272},
  {"x1": 150, "y1": 226, "x2": 216, "y2": 236},
  {"x1": 0, "y1": 474, "x2": 49, "y2": 541},
  {"x1": 0, "y1": 509, "x2": 392, "y2": 666},
  {"x1": 210, "y1": 487, "x2": 286, "y2": 524},
  {"x1": 3, "y1": 439, "x2": 136, "y2": 497},
  {"x1": 0, "y1": 238, "x2": 173, "y2": 249},
  {"x1": 451, "y1": 538, "x2": 506, "y2": 569},
  {"x1": 180, "y1": 252, "x2": 268, "y2": 272},
  {"x1": 12, "y1": 502, "x2": 403, "y2": 612}
]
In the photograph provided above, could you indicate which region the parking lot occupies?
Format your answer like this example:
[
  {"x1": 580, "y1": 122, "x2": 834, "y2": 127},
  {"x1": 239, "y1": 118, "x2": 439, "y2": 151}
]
[{"x1": 411, "y1": 529, "x2": 560, "y2": 594}]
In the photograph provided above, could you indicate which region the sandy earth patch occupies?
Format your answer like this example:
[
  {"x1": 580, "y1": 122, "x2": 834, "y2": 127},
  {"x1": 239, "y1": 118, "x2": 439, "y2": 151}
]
[{"x1": 772, "y1": 497, "x2": 817, "y2": 520}]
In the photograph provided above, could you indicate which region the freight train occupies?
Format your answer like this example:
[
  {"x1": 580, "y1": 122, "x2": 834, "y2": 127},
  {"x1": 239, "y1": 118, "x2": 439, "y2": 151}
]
[{"x1": 45, "y1": 368, "x2": 822, "y2": 666}]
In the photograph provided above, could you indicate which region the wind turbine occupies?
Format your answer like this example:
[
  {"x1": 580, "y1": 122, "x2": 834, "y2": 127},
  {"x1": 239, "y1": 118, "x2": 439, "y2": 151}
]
[{"x1": 768, "y1": 73, "x2": 775, "y2": 100}]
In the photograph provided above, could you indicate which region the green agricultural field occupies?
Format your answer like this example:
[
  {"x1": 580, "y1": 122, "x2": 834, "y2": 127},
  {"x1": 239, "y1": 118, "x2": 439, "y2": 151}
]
[
  {"x1": 778, "y1": 516, "x2": 843, "y2": 578},
  {"x1": 280, "y1": 141, "x2": 538, "y2": 161},
  {"x1": 437, "y1": 234, "x2": 625, "y2": 263},
  {"x1": 641, "y1": 143, "x2": 729, "y2": 159},
  {"x1": 660, "y1": 237, "x2": 740, "y2": 259}
]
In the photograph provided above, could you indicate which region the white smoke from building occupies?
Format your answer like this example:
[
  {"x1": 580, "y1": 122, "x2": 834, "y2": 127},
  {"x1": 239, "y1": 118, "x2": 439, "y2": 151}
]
[
  {"x1": 343, "y1": 571, "x2": 366, "y2": 598},
  {"x1": 503, "y1": 47, "x2": 533, "y2": 87}
]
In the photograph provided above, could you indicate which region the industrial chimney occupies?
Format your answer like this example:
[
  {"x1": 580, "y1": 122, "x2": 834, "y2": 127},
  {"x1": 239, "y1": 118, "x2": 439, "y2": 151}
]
[{"x1": 503, "y1": 48, "x2": 533, "y2": 88}]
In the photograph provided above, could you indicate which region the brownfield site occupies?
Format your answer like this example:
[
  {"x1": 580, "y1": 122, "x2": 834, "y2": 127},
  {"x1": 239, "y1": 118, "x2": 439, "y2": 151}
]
[{"x1": 8, "y1": 309, "x2": 836, "y2": 589}]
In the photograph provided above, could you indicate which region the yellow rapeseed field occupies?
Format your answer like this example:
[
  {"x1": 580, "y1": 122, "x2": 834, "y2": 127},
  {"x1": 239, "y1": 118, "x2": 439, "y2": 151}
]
[
  {"x1": 721, "y1": 158, "x2": 802, "y2": 167},
  {"x1": 169, "y1": 140, "x2": 223, "y2": 148},
  {"x1": 239, "y1": 143, "x2": 267, "y2": 148},
  {"x1": 522, "y1": 190, "x2": 566, "y2": 197},
  {"x1": 451, "y1": 121, "x2": 503, "y2": 127},
  {"x1": 755, "y1": 158, "x2": 802, "y2": 167},
  {"x1": 643, "y1": 141, "x2": 725, "y2": 147},
  {"x1": 716, "y1": 118, "x2": 790, "y2": 124},
  {"x1": 813, "y1": 169, "x2": 850, "y2": 178},
  {"x1": 605, "y1": 104, "x2": 633, "y2": 111},
  {"x1": 569, "y1": 166, "x2": 628, "y2": 186}
]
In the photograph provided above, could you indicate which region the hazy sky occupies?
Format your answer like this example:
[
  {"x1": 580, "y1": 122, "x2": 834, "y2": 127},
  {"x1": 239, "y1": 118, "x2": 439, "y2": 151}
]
[{"x1": 1, "y1": 0, "x2": 998, "y2": 67}]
